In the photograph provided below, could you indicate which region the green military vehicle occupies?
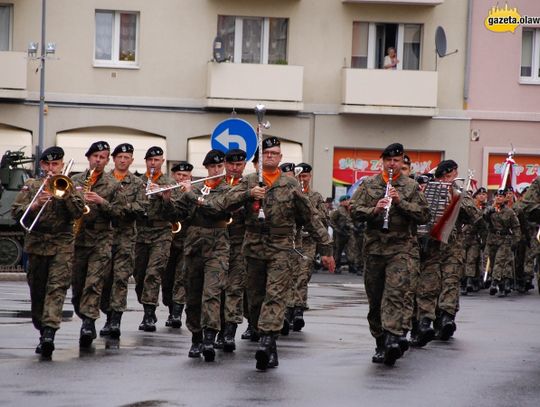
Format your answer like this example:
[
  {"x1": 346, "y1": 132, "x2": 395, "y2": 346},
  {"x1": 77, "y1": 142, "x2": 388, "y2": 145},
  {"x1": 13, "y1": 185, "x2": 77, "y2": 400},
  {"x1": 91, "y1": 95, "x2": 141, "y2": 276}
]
[{"x1": 0, "y1": 150, "x2": 34, "y2": 271}]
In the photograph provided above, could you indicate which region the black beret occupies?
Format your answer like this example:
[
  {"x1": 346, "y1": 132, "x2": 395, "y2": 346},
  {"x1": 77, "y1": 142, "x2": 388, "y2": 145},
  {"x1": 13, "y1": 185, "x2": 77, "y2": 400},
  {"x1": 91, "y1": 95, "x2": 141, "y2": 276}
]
[
  {"x1": 40, "y1": 146, "x2": 64, "y2": 162},
  {"x1": 262, "y1": 136, "x2": 280, "y2": 150},
  {"x1": 203, "y1": 149, "x2": 225, "y2": 166},
  {"x1": 505, "y1": 186, "x2": 514, "y2": 193},
  {"x1": 144, "y1": 146, "x2": 164, "y2": 159},
  {"x1": 381, "y1": 143, "x2": 404, "y2": 158},
  {"x1": 225, "y1": 148, "x2": 247, "y2": 163},
  {"x1": 403, "y1": 155, "x2": 411, "y2": 165},
  {"x1": 279, "y1": 162, "x2": 295, "y2": 173},
  {"x1": 473, "y1": 187, "x2": 487, "y2": 197},
  {"x1": 416, "y1": 173, "x2": 434, "y2": 185},
  {"x1": 296, "y1": 163, "x2": 312, "y2": 174},
  {"x1": 171, "y1": 161, "x2": 193, "y2": 172},
  {"x1": 496, "y1": 188, "x2": 506, "y2": 196},
  {"x1": 85, "y1": 141, "x2": 110, "y2": 157},
  {"x1": 434, "y1": 160, "x2": 458, "y2": 179},
  {"x1": 112, "y1": 143, "x2": 134, "y2": 157}
]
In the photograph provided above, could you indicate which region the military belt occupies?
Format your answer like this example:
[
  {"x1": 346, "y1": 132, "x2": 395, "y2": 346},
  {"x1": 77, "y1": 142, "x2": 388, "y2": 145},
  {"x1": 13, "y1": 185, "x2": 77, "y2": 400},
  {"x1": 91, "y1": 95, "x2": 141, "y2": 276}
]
[
  {"x1": 191, "y1": 219, "x2": 228, "y2": 229},
  {"x1": 85, "y1": 221, "x2": 112, "y2": 231},
  {"x1": 246, "y1": 225, "x2": 293, "y2": 236},
  {"x1": 137, "y1": 219, "x2": 171, "y2": 228}
]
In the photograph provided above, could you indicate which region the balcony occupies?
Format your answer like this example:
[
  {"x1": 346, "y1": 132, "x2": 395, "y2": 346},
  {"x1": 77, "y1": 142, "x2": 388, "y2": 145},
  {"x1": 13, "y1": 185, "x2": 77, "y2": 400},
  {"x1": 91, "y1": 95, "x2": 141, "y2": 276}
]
[
  {"x1": 206, "y1": 62, "x2": 303, "y2": 111},
  {"x1": 0, "y1": 52, "x2": 28, "y2": 100},
  {"x1": 342, "y1": 0, "x2": 443, "y2": 5},
  {"x1": 340, "y1": 68, "x2": 438, "y2": 116}
]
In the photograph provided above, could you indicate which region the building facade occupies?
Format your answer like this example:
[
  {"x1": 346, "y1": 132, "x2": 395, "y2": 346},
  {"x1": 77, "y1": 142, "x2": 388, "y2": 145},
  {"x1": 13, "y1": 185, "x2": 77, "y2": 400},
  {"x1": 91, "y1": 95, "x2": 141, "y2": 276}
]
[{"x1": 0, "y1": 0, "x2": 470, "y2": 197}]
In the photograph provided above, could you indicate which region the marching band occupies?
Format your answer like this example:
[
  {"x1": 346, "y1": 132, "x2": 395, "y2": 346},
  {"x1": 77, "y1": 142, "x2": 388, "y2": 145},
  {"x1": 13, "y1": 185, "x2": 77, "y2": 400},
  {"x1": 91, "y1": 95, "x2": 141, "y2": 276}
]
[{"x1": 9, "y1": 131, "x2": 540, "y2": 370}]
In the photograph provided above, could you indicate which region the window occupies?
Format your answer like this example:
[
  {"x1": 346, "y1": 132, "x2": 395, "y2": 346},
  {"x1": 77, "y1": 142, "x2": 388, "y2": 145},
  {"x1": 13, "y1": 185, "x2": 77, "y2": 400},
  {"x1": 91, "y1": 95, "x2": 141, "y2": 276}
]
[
  {"x1": 521, "y1": 28, "x2": 540, "y2": 82},
  {"x1": 0, "y1": 4, "x2": 12, "y2": 51},
  {"x1": 217, "y1": 15, "x2": 288, "y2": 64},
  {"x1": 351, "y1": 22, "x2": 423, "y2": 70},
  {"x1": 95, "y1": 10, "x2": 139, "y2": 67}
]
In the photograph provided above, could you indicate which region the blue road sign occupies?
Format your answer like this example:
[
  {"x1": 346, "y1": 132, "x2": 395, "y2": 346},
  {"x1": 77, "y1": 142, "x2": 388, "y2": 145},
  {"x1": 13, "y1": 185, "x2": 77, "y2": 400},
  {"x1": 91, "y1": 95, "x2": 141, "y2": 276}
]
[{"x1": 211, "y1": 118, "x2": 258, "y2": 161}]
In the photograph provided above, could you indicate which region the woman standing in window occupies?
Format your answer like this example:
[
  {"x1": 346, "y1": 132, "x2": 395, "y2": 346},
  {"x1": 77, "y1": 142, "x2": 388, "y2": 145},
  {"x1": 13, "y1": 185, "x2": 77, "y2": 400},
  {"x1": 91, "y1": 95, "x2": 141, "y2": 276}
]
[{"x1": 383, "y1": 47, "x2": 399, "y2": 70}]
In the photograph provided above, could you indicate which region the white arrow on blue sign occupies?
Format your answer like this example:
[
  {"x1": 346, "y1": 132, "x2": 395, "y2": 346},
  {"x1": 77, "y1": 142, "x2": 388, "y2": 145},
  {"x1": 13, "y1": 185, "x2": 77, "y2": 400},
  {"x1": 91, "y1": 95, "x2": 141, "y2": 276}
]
[{"x1": 211, "y1": 118, "x2": 258, "y2": 161}]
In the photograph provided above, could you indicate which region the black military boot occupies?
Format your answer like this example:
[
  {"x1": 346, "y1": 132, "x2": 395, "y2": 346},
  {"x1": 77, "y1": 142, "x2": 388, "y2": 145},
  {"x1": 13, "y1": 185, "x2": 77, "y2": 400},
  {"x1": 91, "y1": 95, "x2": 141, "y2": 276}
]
[
  {"x1": 292, "y1": 307, "x2": 305, "y2": 332},
  {"x1": 268, "y1": 334, "x2": 279, "y2": 368},
  {"x1": 109, "y1": 311, "x2": 122, "y2": 339},
  {"x1": 412, "y1": 317, "x2": 435, "y2": 348},
  {"x1": 165, "y1": 305, "x2": 174, "y2": 327},
  {"x1": 250, "y1": 328, "x2": 261, "y2": 343},
  {"x1": 99, "y1": 312, "x2": 112, "y2": 336},
  {"x1": 383, "y1": 331, "x2": 402, "y2": 366},
  {"x1": 139, "y1": 304, "x2": 157, "y2": 332},
  {"x1": 170, "y1": 303, "x2": 183, "y2": 329},
  {"x1": 281, "y1": 308, "x2": 292, "y2": 336},
  {"x1": 504, "y1": 278, "x2": 512, "y2": 295},
  {"x1": 223, "y1": 322, "x2": 238, "y2": 353},
  {"x1": 188, "y1": 331, "x2": 203, "y2": 358},
  {"x1": 80, "y1": 318, "x2": 97, "y2": 348},
  {"x1": 241, "y1": 323, "x2": 253, "y2": 340},
  {"x1": 498, "y1": 281, "x2": 507, "y2": 297},
  {"x1": 372, "y1": 336, "x2": 385, "y2": 364},
  {"x1": 202, "y1": 329, "x2": 217, "y2": 362},
  {"x1": 460, "y1": 278, "x2": 468, "y2": 296},
  {"x1": 489, "y1": 281, "x2": 498, "y2": 296},
  {"x1": 438, "y1": 311, "x2": 456, "y2": 341},
  {"x1": 255, "y1": 334, "x2": 273, "y2": 371},
  {"x1": 40, "y1": 326, "x2": 56, "y2": 359},
  {"x1": 466, "y1": 277, "x2": 474, "y2": 293},
  {"x1": 35, "y1": 329, "x2": 43, "y2": 354},
  {"x1": 398, "y1": 331, "x2": 409, "y2": 354},
  {"x1": 214, "y1": 330, "x2": 224, "y2": 349}
]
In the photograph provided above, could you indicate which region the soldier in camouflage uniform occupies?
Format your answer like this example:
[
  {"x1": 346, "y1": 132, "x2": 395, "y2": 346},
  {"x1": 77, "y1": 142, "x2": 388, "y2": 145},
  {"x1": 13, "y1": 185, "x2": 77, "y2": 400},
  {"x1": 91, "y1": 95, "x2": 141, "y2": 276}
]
[
  {"x1": 461, "y1": 187, "x2": 488, "y2": 294},
  {"x1": 351, "y1": 143, "x2": 430, "y2": 366},
  {"x1": 414, "y1": 160, "x2": 481, "y2": 347},
  {"x1": 99, "y1": 143, "x2": 146, "y2": 338},
  {"x1": 484, "y1": 188, "x2": 521, "y2": 297},
  {"x1": 206, "y1": 137, "x2": 335, "y2": 371},
  {"x1": 511, "y1": 187, "x2": 532, "y2": 292},
  {"x1": 291, "y1": 162, "x2": 329, "y2": 331},
  {"x1": 176, "y1": 149, "x2": 231, "y2": 362},
  {"x1": 330, "y1": 195, "x2": 354, "y2": 274},
  {"x1": 134, "y1": 146, "x2": 180, "y2": 332},
  {"x1": 163, "y1": 161, "x2": 194, "y2": 329},
  {"x1": 12, "y1": 147, "x2": 84, "y2": 359},
  {"x1": 522, "y1": 177, "x2": 540, "y2": 292},
  {"x1": 71, "y1": 141, "x2": 126, "y2": 348}
]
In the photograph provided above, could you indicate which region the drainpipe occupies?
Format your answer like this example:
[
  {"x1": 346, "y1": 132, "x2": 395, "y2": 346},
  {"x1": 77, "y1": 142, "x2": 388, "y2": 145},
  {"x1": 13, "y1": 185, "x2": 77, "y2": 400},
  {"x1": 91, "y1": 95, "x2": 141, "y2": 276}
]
[{"x1": 463, "y1": 0, "x2": 473, "y2": 110}]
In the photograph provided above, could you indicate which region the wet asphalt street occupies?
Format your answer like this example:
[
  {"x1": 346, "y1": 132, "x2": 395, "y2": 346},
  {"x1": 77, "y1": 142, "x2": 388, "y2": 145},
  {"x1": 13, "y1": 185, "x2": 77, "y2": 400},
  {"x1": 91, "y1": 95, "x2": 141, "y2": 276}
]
[{"x1": 1, "y1": 272, "x2": 540, "y2": 407}]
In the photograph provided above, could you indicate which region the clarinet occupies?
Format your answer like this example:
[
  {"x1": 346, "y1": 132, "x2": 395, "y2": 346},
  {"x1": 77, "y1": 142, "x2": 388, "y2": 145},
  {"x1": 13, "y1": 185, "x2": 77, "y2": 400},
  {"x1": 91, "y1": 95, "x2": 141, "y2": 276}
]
[{"x1": 381, "y1": 169, "x2": 393, "y2": 233}]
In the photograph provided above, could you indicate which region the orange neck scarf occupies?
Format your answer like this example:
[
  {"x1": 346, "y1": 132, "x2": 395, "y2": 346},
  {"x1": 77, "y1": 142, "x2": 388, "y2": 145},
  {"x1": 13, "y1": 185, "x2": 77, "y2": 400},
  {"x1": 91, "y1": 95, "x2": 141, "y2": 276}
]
[
  {"x1": 146, "y1": 170, "x2": 162, "y2": 183},
  {"x1": 112, "y1": 170, "x2": 127, "y2": 181},
  {"x1": 89, "y1": 169, "x2": 101, "y2": 185},
  {"x1": 263, "y1": 168, "x2": 281, "y2": 187},
  {"x1": 226, "y1": 175, "x2": 241, "y2": 186},
  {"x1": 382, "y1": 169, "x2": 400, "y2": 184},
  {"x1": 204, "y1": 177, "x2": 223, "y2": 189}
]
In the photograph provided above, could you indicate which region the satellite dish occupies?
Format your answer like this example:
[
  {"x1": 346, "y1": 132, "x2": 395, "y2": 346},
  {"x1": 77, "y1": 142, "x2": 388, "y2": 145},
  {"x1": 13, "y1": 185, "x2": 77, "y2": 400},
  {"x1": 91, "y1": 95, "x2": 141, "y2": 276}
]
[
  {"x1": 213, "y1": 36, "x2": 227, "y2": 63},
  {"x1": 435, "y1": 26, "x2": 458, "y2": 58},
  {"x1": 435, "y1": 27, "x2": 447, "y2": 57}
]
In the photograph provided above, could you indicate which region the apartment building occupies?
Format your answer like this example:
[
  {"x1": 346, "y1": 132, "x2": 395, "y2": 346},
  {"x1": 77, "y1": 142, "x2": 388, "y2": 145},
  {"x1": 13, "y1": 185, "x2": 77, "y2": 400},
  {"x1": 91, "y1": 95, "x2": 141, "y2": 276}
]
[
  {"x1": 0, "y1": 0, "x2": 469, "y2": 197},
  {"x1": 467, "y1": 0, "x2": 540, "y2": 192}
]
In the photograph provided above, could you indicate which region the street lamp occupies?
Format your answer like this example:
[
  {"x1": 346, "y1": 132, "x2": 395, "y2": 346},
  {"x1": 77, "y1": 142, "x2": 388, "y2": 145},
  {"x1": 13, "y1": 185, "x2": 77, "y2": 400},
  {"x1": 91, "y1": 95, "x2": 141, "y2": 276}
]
[{"x1": 27, "y1": 0, "x2": 55, "y2": 173}]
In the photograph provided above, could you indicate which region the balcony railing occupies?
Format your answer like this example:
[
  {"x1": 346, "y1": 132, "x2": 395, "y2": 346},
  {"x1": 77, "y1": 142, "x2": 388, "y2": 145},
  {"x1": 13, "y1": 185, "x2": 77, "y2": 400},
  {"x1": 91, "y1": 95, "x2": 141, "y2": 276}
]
[
  {"x1": 0, "y1": 52, "x2": 28, "y2": 100},
  {"x1": 206, "y1": 62, "x2": 303, "y2": 111},
  {"x1": 340, "y1": 68, "x2": 438, "y2": 116},
  {"x1": 342, "y1": 0, "x2": 443, "y2": 5}
]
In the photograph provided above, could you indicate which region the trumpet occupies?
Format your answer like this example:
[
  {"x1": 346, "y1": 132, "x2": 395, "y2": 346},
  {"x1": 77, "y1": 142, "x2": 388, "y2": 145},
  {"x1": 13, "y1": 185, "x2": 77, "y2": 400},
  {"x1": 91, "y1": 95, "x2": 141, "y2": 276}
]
[
  {"x1": 20, "y1": 159, "x2": 75, "y2": 233},
  {"x1": 145, "y1": 167, "x2": 156, "y2": 195},
  {"x1": 536, "y1": 225, "x2": 540, "y2": 243},
  {"x1": 381, "y1": 168, "x2": 393, "y2": 233},
  {"x1": 172, "y1": 221, "x2": 182, "y2": 234},
  {"x1": 145, "y1": 173, "x2": 225, "y2": 196}
]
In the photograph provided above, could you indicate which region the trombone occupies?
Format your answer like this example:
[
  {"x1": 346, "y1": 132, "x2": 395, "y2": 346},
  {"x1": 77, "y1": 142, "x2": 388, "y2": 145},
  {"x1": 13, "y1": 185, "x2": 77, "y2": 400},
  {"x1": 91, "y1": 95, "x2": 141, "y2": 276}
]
[
  {"x1": 19, "y1": 159, "x2": 75, "y2": 233},
  {"x1": 145, "y1": 173, "x2": 225, "y2": 196}
]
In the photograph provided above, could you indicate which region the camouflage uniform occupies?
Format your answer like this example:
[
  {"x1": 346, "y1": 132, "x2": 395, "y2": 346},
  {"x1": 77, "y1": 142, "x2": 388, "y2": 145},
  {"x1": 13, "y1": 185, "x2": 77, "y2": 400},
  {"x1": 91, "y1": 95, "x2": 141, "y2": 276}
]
[
  {"x1": 330, "y1": 205, "x2": 354, "y2": 270},
  {"x1": 461, "y1": 212, "x2": 487, "y2": 288},
  {"x1": 484, "y1": 205, "x2": 521, "y2": 282},
  {"x1": 101, "y1": 171, "x2": 146, "y2": 313},
  {"x1": 12, "y1": 178, "x2": 84, "y2": 331},
  {"x1": 216, "y1": 172, "x2": 333, "y2": 335},
  {"x1": 169, "y1": 219, "x2": 191, "y2": 306},
  {"x1": 522, "y1": 177, "x2": 540, "y2": 289},
  {"x1": 71, "y1": 170, "x2": 125, "y2": 320},
  {"x1": 417, "y1": 194, "x2": 480, "y2": 321},
  {"x1": 181, "y1": 181, "x2": 231, "y2": 334},
  {"x1": 512, "y1": 202, "x2": 531, "y2": 290},
  {"x1": 351, "y1": 173, "x2": 429, "y2": 338},
  {"x1": 134, "y1": 172, "x2": 178, "y2": 306},
  {"x1": 294, "y1": 189, "x2": 328, "y2": 308}
]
